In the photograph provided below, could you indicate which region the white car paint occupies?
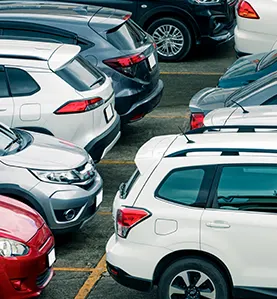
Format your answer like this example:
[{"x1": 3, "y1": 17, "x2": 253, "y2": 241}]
[
  {"x1": 106, "y1": 130, "x2": 277, "y2": 297},
  {"x1": 235, "y1": 0, "x2": 277, "y2": 54},
  {"x1": 0, "y1": 39, "x2": 120, "y2": 161}
]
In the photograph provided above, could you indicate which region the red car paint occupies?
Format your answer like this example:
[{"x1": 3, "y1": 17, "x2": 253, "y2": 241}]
[{"x1": 0, "y1": 196, "x2": 55, "y2": 299}]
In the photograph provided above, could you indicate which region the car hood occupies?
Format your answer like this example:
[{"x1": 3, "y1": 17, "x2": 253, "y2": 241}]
[
  {"x1": 219, "y1": 52, "x2": 265, "y2": 82},
  {"x1": 189, "y1": 87, "x2": 238, "y2": 115},
  {"x1": 0, "y1": 196, "x2": 44, "y2": 243},
  {"x1": 2, "y1": 131, "x2": 89, "y2": 170}
]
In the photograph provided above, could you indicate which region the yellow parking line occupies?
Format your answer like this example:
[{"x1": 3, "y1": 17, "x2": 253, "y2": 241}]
[
  {"x1": 97, "y1": 211, "x2": 112, "y2": 216},
  {"x1": 75, "y1": 254, "x2": 107, "y2": 299},
  {"x1": 54, "y1": 267, "x2": 94, "y2": 272},
  {"x1": 160, "y1": 71, "x2": 223, "y2": 76},
  {"x1": 99, "y1": 160, "x2": 135, "y2": 165}
]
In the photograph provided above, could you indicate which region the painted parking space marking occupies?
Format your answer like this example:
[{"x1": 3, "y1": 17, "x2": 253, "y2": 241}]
[
  {"x1": 74, "y1": 254, "x2": 107, "y2": 299},
  {"x1": 54, "y1": 267, "x2": 95, "y2": 272}
]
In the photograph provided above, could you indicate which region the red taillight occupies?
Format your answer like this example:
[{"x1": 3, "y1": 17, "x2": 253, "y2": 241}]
[
  {"x1": 103, "y1": 53, "x2": 146, "y2": 78},
  {"x1": 54, "y1": 97, "x2": 103, "y2": 114},
  {"x1": 116, "y1": 207, "x2": 151, "y2": 238},
  {"x1": 123, "y1": 14, "x2": 131, "y2": 20},
  {"x1": 238, "y1": 1, "x2": 260, "y2": 19},
  {"x1": 190, "y1": 113, "x2": 204, "y2": 130}
]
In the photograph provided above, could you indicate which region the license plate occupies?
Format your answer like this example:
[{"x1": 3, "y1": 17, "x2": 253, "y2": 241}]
[
  {"x1": 48, "y1": 248, "x2": 56, "y2": 267},
  {"x1": 96, "y1": 189, "x2": 103, "y2": 207},
  {"x1": 104, "y1": 104, "x2": 114, "y2": 123},
  {"x1": 148, "y1": 53, "x2": 156, "y2": 70}
]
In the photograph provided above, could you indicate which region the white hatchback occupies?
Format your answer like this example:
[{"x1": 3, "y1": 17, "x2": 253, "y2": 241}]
[
  {"x1": 106, "y1": 127, "x2": 277, "y2": 299},
  {"x1": 0, "y1": 39, "x2": 120, "y2": 162},
  {"x1": 235, "y1": 0, "x2": 277, "y2": 56}
]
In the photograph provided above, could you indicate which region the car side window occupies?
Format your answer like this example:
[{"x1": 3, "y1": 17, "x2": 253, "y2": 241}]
[
  {"x1": 0, "y1": 67, "x2": 10, "y2": 98},
  {"x1": 216, "y1": 165, "x2": 277, "y2": 213},
  {"x1": 6, "y1": 68, "x2": 40, "y2": 97},
  {"x1": 155, "y1": 167, "x2": 210, "y2": 207}
]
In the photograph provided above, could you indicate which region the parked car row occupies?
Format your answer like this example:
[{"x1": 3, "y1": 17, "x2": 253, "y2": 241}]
[
  {"x1": 105, "y1": 50, "x2": 277, "y2": 299},
  {"x1": 0, "y1": 1, "x2": 166, "y2": 298}
]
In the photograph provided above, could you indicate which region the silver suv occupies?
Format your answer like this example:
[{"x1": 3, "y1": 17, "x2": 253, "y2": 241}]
[{"x1": 0, "y1": 122, "x2": 103, "y2": 233}]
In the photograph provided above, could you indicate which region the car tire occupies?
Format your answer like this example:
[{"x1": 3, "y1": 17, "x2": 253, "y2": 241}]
[
  {"x1": 158, "y1": 257, "x2": 230, "y2": 299},
  {"x1": 147, "y1": 18, "x2": 192, "y2": 62}
]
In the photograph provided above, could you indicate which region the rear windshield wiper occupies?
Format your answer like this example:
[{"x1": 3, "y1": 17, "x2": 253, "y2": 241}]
[
  {"x1": 4, "y1": 135, "x2": 21, "y2": 153},
  {"x1": 90, "y1": 77, "x2": 104, "y2": 88}
]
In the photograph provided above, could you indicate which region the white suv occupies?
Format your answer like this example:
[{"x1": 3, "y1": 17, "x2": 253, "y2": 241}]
[
  {"x1": 106, "y1": 126, "x2": 277, "y2": 299},
  {"x1": 0, "y1": 39, "x2": 120, "y2": 162}
]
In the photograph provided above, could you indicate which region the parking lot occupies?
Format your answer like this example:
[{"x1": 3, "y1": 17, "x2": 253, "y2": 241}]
[{"x1": 40, "y1": 41, "x2": 236, "y2": 299}]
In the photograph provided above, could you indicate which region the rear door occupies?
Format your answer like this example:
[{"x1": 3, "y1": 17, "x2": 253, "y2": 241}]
[
  {"x1": 201, "y1": 164, "x2": 277, "y2": 291},
  {"x1": 0, "y1": 66, "x2": 13, "y2": 127}
]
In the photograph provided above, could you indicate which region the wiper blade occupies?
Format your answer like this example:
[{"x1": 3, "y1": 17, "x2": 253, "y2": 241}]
[
  {"x1": 90, "y1": 77, "x2": 103, "y2": 88},
  {"x1": 4, "y1": 136, "x2": 21, "y2": 153}
]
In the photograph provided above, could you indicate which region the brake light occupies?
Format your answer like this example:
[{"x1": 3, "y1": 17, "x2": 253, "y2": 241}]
[
  {"x1": 54, "y1": 97, "x2": 103, "y2": 114},
  {"x1": 190, "y1": 113, "x2": 204, "y2": 130},
  {"x1": 238, "y1": 1, "x2": 260, "y2": 19},
  {"x1": 123, "y1": 14, "x2": 131, "y2": 20},
  {"x1": 116, "y1": 207, "x2": 151, "y2": 238},
  {"x1": 104, "y1": 53, "x2": 146, "y2": 78}
]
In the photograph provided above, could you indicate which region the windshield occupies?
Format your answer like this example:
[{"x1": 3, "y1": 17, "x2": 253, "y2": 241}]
[
  {"x1": 0, "y1": 125, "x2": 20, "y2": 156},
  {"x1": 225, "y1": 72, "x2": 277, "y2": 107},
  {"x1": 56, "y1": 55, "x2": 104, "y2": 92},
  {"x1": 257, "y1": 50, "x2": 277, "y2": 71}
]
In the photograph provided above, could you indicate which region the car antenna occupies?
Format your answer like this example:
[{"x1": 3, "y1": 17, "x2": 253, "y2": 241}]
[
  {"x1": 231, "y1": 100, "x2": 249, "y2": 114},
  {"x1": 178, "y1": 126, "x2": 195, "y2": 143}
]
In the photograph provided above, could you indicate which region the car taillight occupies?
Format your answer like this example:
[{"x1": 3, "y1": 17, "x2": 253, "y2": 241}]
[
  {"x1": 54, "y1": 97, "x2": 103, "y2": 114},
  {"x1": 238, "y1": 1, "x2": 260, "y2": 19},
  {"x1": 103, "y1": 53, "x2": 146, "y2": 78},
  {"x1": 116, "y1": 207, "x2": 151, "y2": 238},
  {"x1": 190, "y1": 113, "x2": 204, "y2": 130}
]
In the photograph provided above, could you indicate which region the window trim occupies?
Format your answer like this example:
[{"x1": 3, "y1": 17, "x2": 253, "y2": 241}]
[
  {"x1": 0, "y1": 65, "x2": 11, "y2": 98},
  {"x1": 6, "y1": 67, "x2": 40, "y2": 97},
  {"x1": 154, "y1": 165, "x2": 216, "y2": 208},
  {"x1": 209, "y1": 163, "x2": 277, "y2": 211}
]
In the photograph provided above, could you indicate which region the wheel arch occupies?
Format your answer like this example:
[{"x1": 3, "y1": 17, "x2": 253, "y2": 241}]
[
  {"x1": 0, "y1": 184, "x2": 47, "y2": 222},
  {"x1": 153, "y1": 249, "x2": 233, "y2": 289},
  {"x1": 139, "y1": 7, "x2": 201, "y2": 44}
]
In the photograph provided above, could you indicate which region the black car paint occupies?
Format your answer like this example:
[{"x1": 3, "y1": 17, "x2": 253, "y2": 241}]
[{"x1": 0, "y1": 1, "x2": 163, "y2": 123}]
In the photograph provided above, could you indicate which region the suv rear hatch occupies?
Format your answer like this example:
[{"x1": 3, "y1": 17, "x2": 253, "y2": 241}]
[{"x1": 89, "y1": 8, "x2": 159, "y2": 90}]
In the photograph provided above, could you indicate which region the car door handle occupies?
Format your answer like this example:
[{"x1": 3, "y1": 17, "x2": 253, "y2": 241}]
[
  {"x1": 206, "y1": 221, "x2": 230, "y2": 229},
  {"x1": 0, "y1": 108, "x2": 7, "y2": 111}
]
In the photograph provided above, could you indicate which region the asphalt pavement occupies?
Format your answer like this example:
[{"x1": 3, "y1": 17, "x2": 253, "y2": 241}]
[{"x1": 40, "y1": 41, "x2": 236, "y2": 299}]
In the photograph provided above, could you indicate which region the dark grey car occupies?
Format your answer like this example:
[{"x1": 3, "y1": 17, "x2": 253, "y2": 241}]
[
  {"x1": 0, "y1": 1, "x2": 164, "y2": 124},
  {"x1": 188, "y1": 71, "x2": 277, "y2": 130}
]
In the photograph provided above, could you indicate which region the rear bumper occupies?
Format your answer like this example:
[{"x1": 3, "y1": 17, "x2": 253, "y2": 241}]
[
  {"x1": 85, "y1": 114, "x2": 121, "y2": 162},
  {"x1": 119, "y1": 79, "x2": 164, "y2": 124},
  {"x1": 107, "y1": 262, "x2": 153, "y2": 292}
]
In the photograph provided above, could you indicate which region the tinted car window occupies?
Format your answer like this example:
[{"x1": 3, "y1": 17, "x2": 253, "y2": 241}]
[
  {"x1": 0, "y1": 68, "x2": 9, "y2": 98},
  {"x1": 56, "y1": 56, "x2": 103, "y2": 91},
  {"x1": 262, "y1": 94, "x2": 277, "y2": 105},
  {"x1": 106, "y1": 19, "x2": 147, "y2": 50},
  {"x1": 156, "y1": 168, "x2": 205, "y2": 206},
  {"x1": 2, "y1": 28, "x2": 76, "y2": 44},
  {"x1": 258, "y1": 50, "x2": 277, "y2": 71},
  {"x1": 6, "y1": 68, "x2": 40, "y2": 97},
  {"x1": 217, "y1": 166, "x2": 277, "y2": 212}
]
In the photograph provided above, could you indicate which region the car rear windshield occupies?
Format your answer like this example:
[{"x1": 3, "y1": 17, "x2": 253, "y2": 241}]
[
  {"x1": 56, "y1": 55, "x2": 104, "y2": 92},
  {"x1": 106, "y1": 19, "x2": 147, "y2": 50},
  {"x1": 225, "y1": 73, "x2": 277, "y2": 107},
  {"x1": 257, "y1": 50, "x2": 277, "y2": 71}
]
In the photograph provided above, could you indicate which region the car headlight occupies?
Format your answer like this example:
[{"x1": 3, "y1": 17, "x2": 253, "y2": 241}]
[
  {"x1": 29, "y1": 169, "x2": 81, "y2": 184},
  {"x1": 0, "y1": 238, "x2": 29, "y2": 257}
]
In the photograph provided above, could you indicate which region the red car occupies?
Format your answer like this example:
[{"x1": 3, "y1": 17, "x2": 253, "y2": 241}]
[{"x1": 0, "y1": 195, "x2": 55, "y2": 299}]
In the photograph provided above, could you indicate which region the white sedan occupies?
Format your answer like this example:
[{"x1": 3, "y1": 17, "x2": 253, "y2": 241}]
[{"x1": 235, "y1": 0, "x2": 277, "y2": 56}]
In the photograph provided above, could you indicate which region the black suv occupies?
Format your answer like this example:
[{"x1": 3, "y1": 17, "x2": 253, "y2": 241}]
[
  {"x1": 42, "y1": 0, "x2": 237, "y2": 62},
  {"x1": 0, "y1": 1, "x2": 163, "y2": 124}
]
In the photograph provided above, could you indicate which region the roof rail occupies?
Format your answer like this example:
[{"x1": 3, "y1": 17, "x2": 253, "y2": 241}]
[
  {"x1": 186, "y1": 125, "x2": 277, "y2": 134},
  {"x1": 0, "y1": 54, "x2": 46, "y2": 61},
  {"x1": 166, "y1": 148, "x2": 277, "y2": 158}
]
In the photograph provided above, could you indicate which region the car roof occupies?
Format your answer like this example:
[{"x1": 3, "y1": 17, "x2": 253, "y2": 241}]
[
  {"x1": 165, "y1": 130, "x2": 277, "y2": 158},
  {"x1": 0, "y1": 39, "x2": 80, "y2": 70},
  {"x1": 0, "y1": 1, "x2": 101, "y2": 20},
  {"x1": 205, "y1": 105, "x2": 277, "y2": 127}
]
